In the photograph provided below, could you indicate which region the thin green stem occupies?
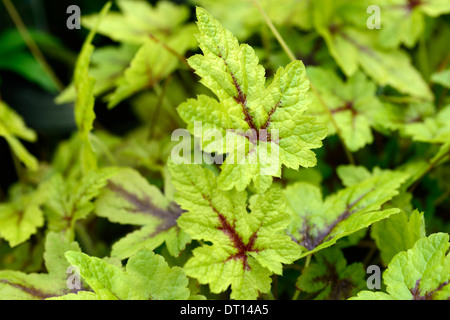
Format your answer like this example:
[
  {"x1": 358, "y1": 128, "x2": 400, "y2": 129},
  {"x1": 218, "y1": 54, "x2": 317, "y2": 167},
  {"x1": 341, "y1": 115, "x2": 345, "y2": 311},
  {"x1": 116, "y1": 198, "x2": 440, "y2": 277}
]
[
  {"x1": 251, "y1": 0, "x2": 296, "y2": 62},
  {"x1": 292, "y1": 255, "x2": 313, "y2": 300},
  {"x1": 253, "y1": 0, "x2": 355, "y2": 165},
  {"x1": 2, "y1": 0, "x2": 64, "y2": 91},
  {"x1": 148, "y1": 75, "x2": 172, "y2": 141}
]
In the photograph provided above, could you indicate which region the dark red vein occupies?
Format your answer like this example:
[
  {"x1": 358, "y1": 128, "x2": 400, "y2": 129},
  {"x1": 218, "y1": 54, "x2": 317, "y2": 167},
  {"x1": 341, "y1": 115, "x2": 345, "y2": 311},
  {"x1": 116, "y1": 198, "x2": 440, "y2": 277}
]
[
  {"x1": 0, "y1": 279, "x2": 57, "y2": 299},
  {"x1": 108, "y1": 181, "x2": 182, "y2": 220},
  {"x1": 200, "y1": 191, "x2": 258, "y2": 271},
  {"x1": 216, "y1": 46, "x2": 258, "y2": 132}
]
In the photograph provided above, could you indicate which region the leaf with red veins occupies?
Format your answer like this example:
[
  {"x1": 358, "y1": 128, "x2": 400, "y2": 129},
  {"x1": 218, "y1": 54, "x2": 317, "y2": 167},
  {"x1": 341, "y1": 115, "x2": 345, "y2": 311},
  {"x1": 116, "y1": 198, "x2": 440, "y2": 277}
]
[{"x1": 168, "y1": 161, "x2": 301, "y2": 300}]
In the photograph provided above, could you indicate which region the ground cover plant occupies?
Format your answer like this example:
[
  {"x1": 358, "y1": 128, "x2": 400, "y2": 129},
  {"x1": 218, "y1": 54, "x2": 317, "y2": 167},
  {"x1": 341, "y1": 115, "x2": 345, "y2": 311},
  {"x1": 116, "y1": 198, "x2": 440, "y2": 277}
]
[{"x1": 0, "y1": 0, "x2": 449, "y2": 301}]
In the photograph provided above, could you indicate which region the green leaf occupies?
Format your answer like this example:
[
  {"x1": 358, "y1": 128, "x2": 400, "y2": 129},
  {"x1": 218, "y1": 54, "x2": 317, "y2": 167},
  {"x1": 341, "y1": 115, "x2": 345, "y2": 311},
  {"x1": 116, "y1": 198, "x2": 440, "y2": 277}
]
[
  {"x1": 55, "y1": 44, "x2": 138, "y2": 104},
  {"x1": 72, "y1": 2, "x2": 111, "y2": 174},
  {"x1": 313, "y1": 0, "x2": 432, "y2": 100},
  {"x1": 81, "y1": 0, "x2": 195, "y2": 45},
  {"x1": 168, "y1": 161, "x2": 301, "y2": 299},
  {"x1": 307, "y1": 67, "x2": 391, "y2": 151},
  {"x1": 351, "y1": 233, "x2": 450, "y2": 300},
  {"x1": 95, "y1": 168, "x2": 190, "y2": 259},
  {"x1": 0, "y1": 182, "x2": 52, "y2": 247},
  {"x1": 63, "y1": 249, "x2": 191, "y2": 300},
  {"x1": 106, "y1": 39, "x2": 187, "y2": 108},
  {"x1": 177, "y1": 8, "x2": 327, "y2": 192},
  {"x1": 0, "y1": 101, "x2": 38, "y2": 171},
  {"x1": 431, "y1": 69, "x2": 450, "y2": 88},
  {"x1": 296, "y1": 247, "x2": 365, "y2": 300},
  {"x1": 44, "y1": 167, "x2": 119, "y2": 240},
  {"x1": 285, "y1": 169, "x2": 408, "y2": 258},
  {"x1": 402, "y1": 104, "x2": 450, "y2": 143},
  {"x1": 0, "y1": 232, "x2": 82, "y2": 299},
  {"x1": 371, "y1": 210, "x2": 426, "y2": 266}
]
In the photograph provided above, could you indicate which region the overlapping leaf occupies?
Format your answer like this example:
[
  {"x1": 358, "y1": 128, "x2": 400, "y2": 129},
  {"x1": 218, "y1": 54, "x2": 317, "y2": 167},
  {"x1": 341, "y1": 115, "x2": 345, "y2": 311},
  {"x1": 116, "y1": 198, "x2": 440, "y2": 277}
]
[
  {"x1": 351, "y1": 233, "x2": 450, "y2": 300},
  {"x1": 177, "y1": 8, "x2": 327, "y2": 192},
  {"x1": 0, "y1": 232, "x2": 82, "y2": 299},
  {"x1": 95, "y1": 167, "x2": 190, "y2": 259},
  {"x1": 58, "y1": 249, "x2": 192, "y2": 300},
  {"x1": 285, "y1": 169, "x2": 408, "y2": 257},
  {"x1": 169, "y1": 161, "x2": 301, "y2": 299}
]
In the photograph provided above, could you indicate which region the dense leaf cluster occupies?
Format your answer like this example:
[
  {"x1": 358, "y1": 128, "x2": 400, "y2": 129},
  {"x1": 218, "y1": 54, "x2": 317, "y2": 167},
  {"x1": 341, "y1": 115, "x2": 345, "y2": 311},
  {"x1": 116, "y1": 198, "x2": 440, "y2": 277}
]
[{"x1": 0, "y1": 0, "x2": 449, "y2": 300}]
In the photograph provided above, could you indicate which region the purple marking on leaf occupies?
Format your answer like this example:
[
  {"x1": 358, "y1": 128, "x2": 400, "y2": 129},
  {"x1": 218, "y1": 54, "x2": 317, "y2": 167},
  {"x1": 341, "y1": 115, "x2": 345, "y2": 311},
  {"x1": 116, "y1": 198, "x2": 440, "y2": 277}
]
[
  {"x1": 411, "y1": 278, "x2": 450, "y2": 300},
  {"x1": 299, "y1": 190, "x2": 372, "y2": 250},
  {"x1": 199, "y1": 191, "x2": 258, "y2": 271},
  {"x1": 107, "y1": 181, "x2": 183, "y2": 238},
  {"x1": 0, "y1": 279, "x2": 58, "y2": 299}
]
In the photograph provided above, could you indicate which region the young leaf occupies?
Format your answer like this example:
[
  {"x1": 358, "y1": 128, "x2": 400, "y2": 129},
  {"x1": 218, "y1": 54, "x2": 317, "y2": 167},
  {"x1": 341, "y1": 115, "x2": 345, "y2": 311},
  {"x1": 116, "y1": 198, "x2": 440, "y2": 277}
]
[
  {"x1": 351, "y1": 233, "x2": 450, "y2": 300},
  {"x1": 285, "y1": 169, "x2": 408, "y2": 258},
  {"x1": 177, "y1": 7, "x2": 327, "y2": 192},
  {"x1": 0, "y1": 100, "x2": 38, "y2": 171},
  {"x1": 95, "y1": 167, "x2": 190, "y2": 259},
  {"x1": 168, "y1": 161, "x2": 301, "y2": 299},
  {"x1": 0, "y1": 232, "x2": 82, "y2": 299},
  {"x1": 296, "y1": 247, "x2": 365, "y2": 300},
  {"x1": 62, "y1": 249, "x2": 191, "y2": 300}
]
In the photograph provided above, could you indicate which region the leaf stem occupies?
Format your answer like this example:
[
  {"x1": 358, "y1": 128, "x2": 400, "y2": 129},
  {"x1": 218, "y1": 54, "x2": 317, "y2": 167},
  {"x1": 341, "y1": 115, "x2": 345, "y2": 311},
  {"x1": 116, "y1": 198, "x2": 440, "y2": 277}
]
[
  {"x1": 2, "y1": 0, "x2": 64, "y2": 91},
  {"x1": 148, "y1": 75, "x2": 172, "y2": 141}
]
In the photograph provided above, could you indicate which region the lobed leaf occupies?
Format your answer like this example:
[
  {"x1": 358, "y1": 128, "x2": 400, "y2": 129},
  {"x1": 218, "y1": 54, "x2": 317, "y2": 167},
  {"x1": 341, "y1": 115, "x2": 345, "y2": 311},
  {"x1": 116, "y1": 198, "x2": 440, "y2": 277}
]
[
  {"x1": 95, "y1": 168, "x2": 190, "y2": 259},
  {"x1": 176, "y1": 7, "x2": 327, "y2": 192},
  {"x1": 285, "y1": 169, "x2": 408, "y2": 258},
  {"x1": 169, "y1": 160, "x2": 301, "y2": 299},
  {"x1": 351, "y1": 233, "x2": 450, "y2": 300}
]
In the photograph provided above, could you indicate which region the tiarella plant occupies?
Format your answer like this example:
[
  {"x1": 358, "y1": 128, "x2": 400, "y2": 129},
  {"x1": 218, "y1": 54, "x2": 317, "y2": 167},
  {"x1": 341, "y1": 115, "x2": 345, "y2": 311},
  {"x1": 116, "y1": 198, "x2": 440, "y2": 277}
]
[{"x1": 0, "y1": 0, "x2": 449, "y2": 301}]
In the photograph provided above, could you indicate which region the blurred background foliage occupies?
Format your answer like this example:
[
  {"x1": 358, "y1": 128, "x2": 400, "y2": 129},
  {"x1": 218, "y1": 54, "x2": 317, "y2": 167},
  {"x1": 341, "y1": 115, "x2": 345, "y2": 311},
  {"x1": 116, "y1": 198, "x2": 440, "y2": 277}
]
[{"x1": 0, "y1": 0, "x2": 449, "y2": 298}]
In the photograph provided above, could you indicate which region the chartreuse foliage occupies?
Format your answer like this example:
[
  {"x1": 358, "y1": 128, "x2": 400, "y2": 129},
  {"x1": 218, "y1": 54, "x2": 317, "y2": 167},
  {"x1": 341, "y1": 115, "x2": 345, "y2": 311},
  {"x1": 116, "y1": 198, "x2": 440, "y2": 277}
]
[
  {"x1": 56, "y1": 249, "x2": 195, "y2": 300},
  {"x1": 95, "y1": 167, "x2": 190, "y2": 259},
  {"x1": 168, "y1": 160, "x2": 301, "y2": 299},
  {"x1": 177, "y1": 7, "x2": 327, "y2": 193},
  {"x1": 0, "y1": 232, "x2": 82, "y2": 299},
  {"x1": 351, "y1": 233, "x2": 450, "y2": 300},
  {"x1": 1, "y1": 0, "x2": 450, "y2": 302},
  {"x1": 0, "y1": 100, "x2": 38, "y2": 171},
  {"x1": 285, "y1": 168, "x2": 408, "y2": 257}
]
